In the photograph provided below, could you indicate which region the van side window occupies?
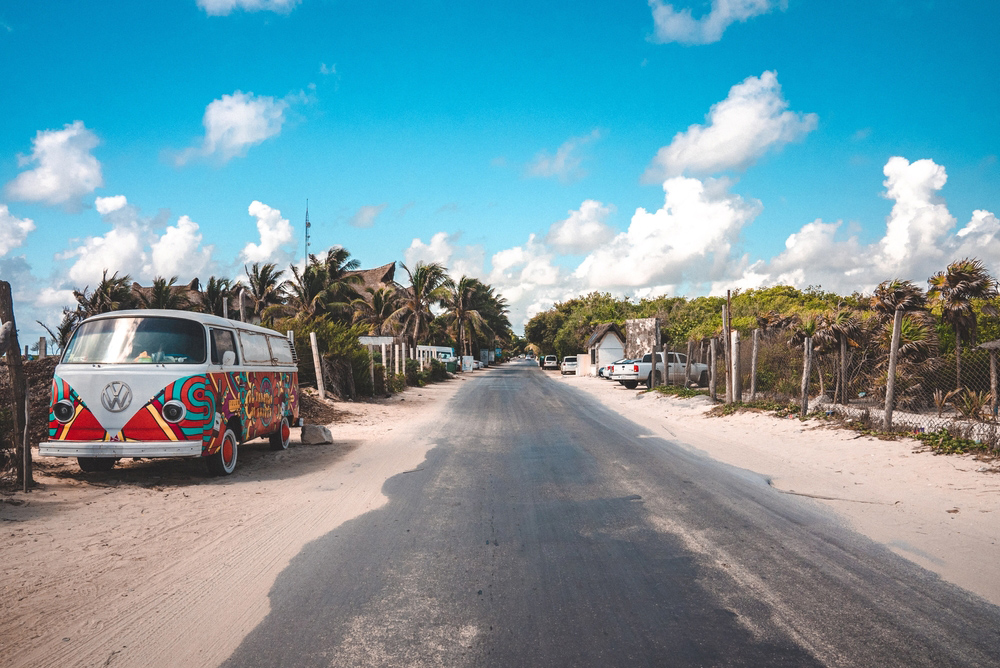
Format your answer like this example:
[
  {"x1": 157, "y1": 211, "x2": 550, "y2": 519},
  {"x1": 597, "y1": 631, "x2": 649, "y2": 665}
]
[
  {"x1": 211, "y1": 329, "x2": 239, "y2": 365},
  {"x1": 269, "y1": 336, "x2": 295, "y2": 365},
  {"x1": 240, "y1": 331, "x2": 271, "y2": 364}
]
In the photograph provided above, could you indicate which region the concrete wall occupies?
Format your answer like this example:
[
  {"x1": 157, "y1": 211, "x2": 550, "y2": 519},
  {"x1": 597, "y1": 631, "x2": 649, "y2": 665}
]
[{"x1": 624, "y1": 318, "x2": 661, "y2": 359}]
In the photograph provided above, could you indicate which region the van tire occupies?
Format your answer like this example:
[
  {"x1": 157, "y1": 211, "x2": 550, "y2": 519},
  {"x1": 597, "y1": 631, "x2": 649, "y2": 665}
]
[
  {"x1": 269, "y1": 416, "x2": 291, "y2": 451},
  {"x1": 78, "y1": 457, "x2": 116, "y2": 472},
  {"x1": 623, "y1": 381, "x2": 638, "y2": 390},
  {"x1": 207, "y1": 428, "x2": 239, "y2": 476}
]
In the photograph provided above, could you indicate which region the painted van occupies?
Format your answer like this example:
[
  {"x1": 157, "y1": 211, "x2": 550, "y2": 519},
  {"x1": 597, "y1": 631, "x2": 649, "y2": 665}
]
[{"x1": 39, "y1": 310, "x2": 299, "y2": 476}]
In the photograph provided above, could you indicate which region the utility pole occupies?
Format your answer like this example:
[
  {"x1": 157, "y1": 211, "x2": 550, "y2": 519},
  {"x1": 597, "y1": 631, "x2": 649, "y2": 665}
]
[{"x1": 304, "y1": 200, "x2": 312, "y2": 262}]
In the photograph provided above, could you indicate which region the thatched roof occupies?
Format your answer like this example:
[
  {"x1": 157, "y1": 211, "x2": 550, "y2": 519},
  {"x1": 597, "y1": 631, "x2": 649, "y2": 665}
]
[
  {"x1": 586, "y1": 323, "x2": 624, "y2": 348},
  {"x1": 978, "y1": 340, "x2": 1000, "y2": 351},
  {"x1": 346, "y1": 262, "x2": 396, "y2": 292},
  {"x1": 130, "y1": 278, "x2": 202, "y2": 306}
]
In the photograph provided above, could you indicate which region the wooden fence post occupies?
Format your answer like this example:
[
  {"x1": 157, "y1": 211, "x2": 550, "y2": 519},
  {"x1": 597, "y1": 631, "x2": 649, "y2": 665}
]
[
  {"x1": 731, "y1": 329, "x2": 742, "y2": 403},
  {"x1": 310, "y1": 332, "x2": 326, "y2": 400},
  {"x1": 0, "y1": 281, "x2": 31, "y2": 490},
  {"x1": 722, "y1": 304, "x2": 732, "y2": 403},
  {"x1": 884, "y1": 308, "x2": 903, "y2": 430},
  {"x1": 749, "y1": 328, "x2": 759, "y2": 402},
  {"x1": 684, "y1": 340, "x2": 693, "y2": 388},
  {"x1": 709, "y1": 337, "x2": 717, "y2": 401},
  {"x1": 800, "y1": 336, "x2": 813, "y2": 418}
]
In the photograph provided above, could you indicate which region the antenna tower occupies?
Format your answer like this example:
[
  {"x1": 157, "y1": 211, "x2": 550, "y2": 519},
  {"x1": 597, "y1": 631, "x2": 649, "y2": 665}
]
[{"x1": 304, "y1": 199, "x2": 311, "y2": 261}]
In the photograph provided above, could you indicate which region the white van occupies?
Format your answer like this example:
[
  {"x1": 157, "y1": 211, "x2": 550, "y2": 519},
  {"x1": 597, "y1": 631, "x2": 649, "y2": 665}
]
[{"x1": 39, "y1": 310, "x2": 299, "y2": 475}]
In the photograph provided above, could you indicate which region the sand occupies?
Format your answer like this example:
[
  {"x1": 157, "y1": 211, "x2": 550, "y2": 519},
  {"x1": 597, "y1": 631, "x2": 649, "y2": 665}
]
[
  {"x1": 0, "y1": 379, "x2": 468, "y2": 668},
  {"x1": 3, "y1": 366, "x2": 999, "y2": 667}
]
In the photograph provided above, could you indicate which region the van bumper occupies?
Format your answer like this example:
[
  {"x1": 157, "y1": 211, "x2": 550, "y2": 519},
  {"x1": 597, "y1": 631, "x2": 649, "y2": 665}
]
[{"x1": 38, "y1": 441, "x2": 204, "y2": 458}]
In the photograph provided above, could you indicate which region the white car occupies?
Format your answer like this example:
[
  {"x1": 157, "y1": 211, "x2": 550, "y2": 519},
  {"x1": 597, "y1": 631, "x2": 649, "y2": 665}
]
[
  {"x1": 542, "y1": 355, "x2": 559, "y2": 370},
  {"x1": 560, "y1": 356, "x2": 578, "y2": 375}
]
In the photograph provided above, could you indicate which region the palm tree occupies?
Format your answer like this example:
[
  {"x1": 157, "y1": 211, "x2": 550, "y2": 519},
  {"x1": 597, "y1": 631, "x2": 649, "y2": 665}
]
[
  {"x1": 353, "y1": 286, "x2": 401, "y2": 336},
  {"x1": 242, "y1": 263, "x2": 288, "y2": 320},
  {"x1": 927, "y1": 258, "x2": 998, "y2": 389},
  {"x1": 37, "y1": 310, "x2": 80, "y2": 353},
  {"x1": 319, "y1": 247, "x2": 363, "y2": 311},
  {"x1": 439, "y1": 276, "x2": 487, "y2": 358},
  {"x1": 286, "y1": 260, "x2": 330, "y2": 321},
  {"x1": 818, "y1": 306, "x2": 861, "y2": 404},
  {"x1": 73, "y1": 270, "x2": 135, "y2": 316},
  {"x1": 201, "y1": 276, "x2": 231, "y2": 317},
  {"x1": 870, "y1": 279, "x2": 926, "y2": 318},
  {"x1": 137, "y1": 276, "x2": 191, "y2": 310},
  {"x1": 391, "y1": 262, "x2": 450, "y2": 348}
]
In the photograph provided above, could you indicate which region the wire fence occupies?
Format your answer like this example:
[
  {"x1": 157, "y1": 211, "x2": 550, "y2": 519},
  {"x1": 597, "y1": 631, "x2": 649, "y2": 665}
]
[{"x1": 693, "y1": 321, "x2": 1000, "y2": 447}]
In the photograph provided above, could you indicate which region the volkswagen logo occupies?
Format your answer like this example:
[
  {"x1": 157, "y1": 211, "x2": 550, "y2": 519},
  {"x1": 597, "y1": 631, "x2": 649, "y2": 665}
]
[{"x1": 101, "y1": 381, "x2": 133, "y2": 413}]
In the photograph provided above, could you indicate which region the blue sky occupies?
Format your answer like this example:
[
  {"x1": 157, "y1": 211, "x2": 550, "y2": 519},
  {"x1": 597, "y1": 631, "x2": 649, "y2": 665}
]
[{"x1": 1, "y1": 0, "x2": 998, "y2": 341}]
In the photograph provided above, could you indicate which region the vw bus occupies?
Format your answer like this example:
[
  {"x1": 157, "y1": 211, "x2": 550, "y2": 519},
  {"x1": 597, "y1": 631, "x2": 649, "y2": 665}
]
[{"x1": 39, "y1": 310, "x2": 299, "y2": 476}]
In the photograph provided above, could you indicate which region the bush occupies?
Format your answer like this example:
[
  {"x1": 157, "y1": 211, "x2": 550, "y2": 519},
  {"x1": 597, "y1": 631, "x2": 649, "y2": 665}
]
[
  {"x1": 273, "y1": 317, "x2": 372, "y2": 399},
  {"x1": 428, "y1": 358, "x2": 448, "y2": 382},
  {"x1": 405, "y1": 359, "x2": 420, "y2": 386}
]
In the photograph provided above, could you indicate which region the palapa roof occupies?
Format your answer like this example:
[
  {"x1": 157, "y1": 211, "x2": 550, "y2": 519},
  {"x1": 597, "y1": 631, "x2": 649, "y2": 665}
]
[
  {"x1": 586, "y1": 322, "x2": 625, "y2": 349},
  {"x1": 977, "y1": 339, "x2": 1000, "y2": 350},
  {"x1": 130, "y1": 278, "x2": 202, "y2": 306},
  {"x1": 345, "y1": 262, "x2": 396, "y2": 292}
]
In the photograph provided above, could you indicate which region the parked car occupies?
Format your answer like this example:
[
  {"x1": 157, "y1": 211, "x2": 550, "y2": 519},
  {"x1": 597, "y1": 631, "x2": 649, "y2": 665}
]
[
  {"x1": 560, "y1": 356, "x2": 578, "y2": 375},
  {"x1": 611, "y1": 352, "x2": 709, "y2": 389},
  {"x1": 542, "y1": 355, "x2": 559, "y2": 370},
  {"x1": 601, "y1": 358, "x2": 629, "y2": 379}
]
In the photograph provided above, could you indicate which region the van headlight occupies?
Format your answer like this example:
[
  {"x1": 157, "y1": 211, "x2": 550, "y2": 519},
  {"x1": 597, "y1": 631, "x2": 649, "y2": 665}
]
[
  {"x1": 53, "y1": 400, "x2": 75, "y2": 423},
  {"x1": 162, "y1": 400, "x2": 186, "y2": 423}
]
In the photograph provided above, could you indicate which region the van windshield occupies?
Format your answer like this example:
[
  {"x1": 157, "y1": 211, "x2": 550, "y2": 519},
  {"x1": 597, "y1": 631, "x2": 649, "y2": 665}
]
[{"x1": 63, "y1": 317, "x2": 207, "y2": 364}]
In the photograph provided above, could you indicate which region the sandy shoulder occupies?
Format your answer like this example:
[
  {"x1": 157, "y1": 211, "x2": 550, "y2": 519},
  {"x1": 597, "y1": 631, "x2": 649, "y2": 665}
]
[
  {"x1": 558, "y1": 372, "x2": 1000, "y2": 607},
  {"x1": 0, "y1": 376, "x2": 472, "y2": 668}
]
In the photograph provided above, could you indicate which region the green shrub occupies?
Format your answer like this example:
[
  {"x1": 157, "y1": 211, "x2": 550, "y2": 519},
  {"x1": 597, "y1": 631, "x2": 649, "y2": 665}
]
[{"x1": 428, "y1": 358, "x2": 448, "y2": 382}]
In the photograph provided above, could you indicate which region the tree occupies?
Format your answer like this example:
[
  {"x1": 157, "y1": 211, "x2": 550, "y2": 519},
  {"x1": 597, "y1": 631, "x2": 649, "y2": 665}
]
[
  {"x1": 286, "y1": 260, "x2": 330, "y2": 321},
  {"x1": 200, "y1": 276, "x2": 232, "y2": 317},
  {"x1": 137, "y1": 276, "x2": 191, "y2": 310},
  {"x1": 241, "y1": 263, "x2": 288, "y2": 320},
  {"x1": 439, "y1": 276, "x2": 487, "y2": 357},
  {"x1": 73, "y1": 270, "x2": 135, "y2": 316},
  {"x1": 391, "y1": 262, "x2": 450, "y2": 348},
  {"x1": 319, "y1": 246, "x2": 363, "y2": 316},
  {"x1": 37, "y1": 310, "x2": 80, "y2": 353},
  {"x1": 353, "y1": 286, "x2": 401, "y2": 336},
  {"x1": 927, "y1": 258, "x2": 998, "y2": 389}
]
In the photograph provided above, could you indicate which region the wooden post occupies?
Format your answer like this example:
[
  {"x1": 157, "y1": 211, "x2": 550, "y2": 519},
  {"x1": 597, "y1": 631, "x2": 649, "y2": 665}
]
[
  {"x1": 749, "y1": 328, "x2": 760, "y2": 402},
  {"x1": 309, "y1": 331, "x2": 325, "y2": 400},
  {"x1": 990, "y1": 351, "x2": 997, "y2": 419},
  {"x1": 662, "y1": 344, "x2": 669, "y2": 387},
  {"x1": 884, "y1": 308, "x2": 903, "y2": 430},
  {"x1": 800, "y1": 336, "x2": 813, "y2": 417},
  {"x1": 238, "y1": 288, "x2": 246, "y2": 322},
  {"x1": 650, "y1": 343, "x2": 658, "y2": 388},
  {"x1": 731, "y1": 329, "x2": 742, "y2": 402},
  {"x1": 839, "y1": 337, "x2": 847, "y2": 404},
  {"x1": 0, "y1": 281, "x2": 31, "y2": 490},
  {"x1": 684, "y1": 340, "x2": 693, "y2": 388},
  {"x1": 722, "y1": 303, "x2": 732, "y2": 403},
  {"x1": 368, "y1": 345, "x2": 375, "y2": 396},
  {"x1": 709, "y1": 337, "x2": 717, "y2": 401}
]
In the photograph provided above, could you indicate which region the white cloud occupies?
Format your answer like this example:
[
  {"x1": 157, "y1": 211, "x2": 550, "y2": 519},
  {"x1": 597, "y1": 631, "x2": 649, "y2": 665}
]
[
  {"x1": 644, "y1": 71, "x2": 816, "y2": 180},
  {"x1": 576, "y1": 176, "x2": 760, "y2": 291},
  {"x1": 348, "y1": 203, "x2": 387, "y2": 229},
  {"x1": 545, "y1": 200, "x2": 616, "y2": 254},
  {"x1": 4, "y1": 121, "x2": 103, "y2": 210},
  {"x1": 95, "y1": 194, "x2": 127, "y2": 215},
  {"x1": 649, "y1": 0, "x2": 779, "y2": 45},
  {"x1": 527, "y1": 129, "x2": 601, "y2": 182},
  {"x1": 197, "y1": 0, "x2": 299, "y2": 16},
  {"x1": 404, "y1": 232, "x2": 484, "y2": 279},
  {"x1": 0, "y1": 205, "x2": 35, "y2": 256},
  {"x1": 176, "y1": 91, "x2": 288, "y2": 165},
  {"x1": 146, "y1": 215, "x2": 214, "y2": 278},
  {"x1": 241, "y1": 200, "x2": 295, "y2": 265},
  {"x1": 320, "y1": 63, "x2": 337, "y2": 75}
]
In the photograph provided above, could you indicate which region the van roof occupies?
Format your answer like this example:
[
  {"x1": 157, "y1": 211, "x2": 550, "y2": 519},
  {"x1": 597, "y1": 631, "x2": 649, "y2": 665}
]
[{"x1": 80, "y1": 309, "x2": 286, "y2": 337}]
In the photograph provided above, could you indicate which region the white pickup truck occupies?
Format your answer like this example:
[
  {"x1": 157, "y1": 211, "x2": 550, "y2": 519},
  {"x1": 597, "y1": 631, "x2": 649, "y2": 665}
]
[{"x1": 610, "y1": 352, "x2": 709, "y2": 389}]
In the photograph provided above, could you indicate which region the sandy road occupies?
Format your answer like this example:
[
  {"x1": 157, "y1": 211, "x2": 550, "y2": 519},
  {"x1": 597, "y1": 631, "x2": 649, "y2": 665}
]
[{"x1": 0, "y1": 379, "x2": 466, "y2": 668}]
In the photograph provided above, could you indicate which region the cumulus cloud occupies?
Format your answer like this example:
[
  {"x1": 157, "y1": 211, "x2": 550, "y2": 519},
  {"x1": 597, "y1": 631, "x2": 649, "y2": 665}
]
[
  {"x1": 577, "y1": 176, "x2": 760, "y2": 292},
  {"x1": 4, "y1": 121, "x2": 103, "y2": 210},
  {"x1": 57, "y1": 196, "x2": 217, "y2": 289},
  {"x1": 146, "y1": 215, "x2": 214, "y2": 279},
  {"x1": 649, "y1": 0, "x2": 779, "y2": 45},
  {"x1": 545, "y1": 200, "x2": 616, "y2": 254},
  {"x1": 175, "y1": 91, "x2": 288, "y2": 165},
  {"x1": 241, "y1": 200, "x2": 295, "y2": 264},
  {"x1": 197, "y1": 0, "x2": 299, "y2": 15},
  {"x1": 0, "y1": 205, "x2": 35, "y2": 256},
  {"x1": 527, "y1": 129, "x2": 601, "y2": 182},
  {"x1": 348, "y1": 203, "x2": 387, "y2": 229},
  {"x1": 722, "y1": 157, "x2": 998, "y2": 295},
  {"x1": 404, "y1": 232, "x2": 484, "y2": 279},
  {"x1": 644, "y1": 71, "x2": 816, "y2": 181}
]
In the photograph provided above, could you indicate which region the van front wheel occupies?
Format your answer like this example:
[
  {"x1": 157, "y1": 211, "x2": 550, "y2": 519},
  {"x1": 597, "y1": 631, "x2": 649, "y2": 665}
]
[
  {"x1": 269, "y1": 416, "x2": 291, "y2": 451},
  {"x1": 207, "y1": 428, "x2": 239, "y2": 476}
]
